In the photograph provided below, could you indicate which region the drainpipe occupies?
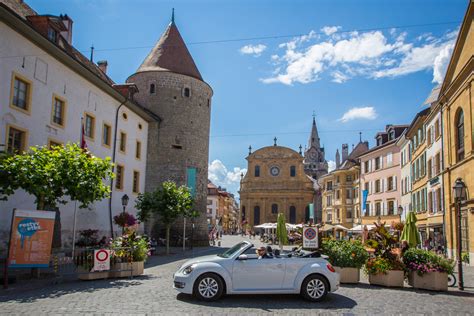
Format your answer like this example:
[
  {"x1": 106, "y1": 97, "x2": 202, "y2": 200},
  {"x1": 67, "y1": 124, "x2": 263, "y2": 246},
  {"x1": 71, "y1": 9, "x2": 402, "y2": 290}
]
[
  {"x1": 439, "y1": 101, "x2": 449, "y2": 257},
  {"x1": 108, "y1": 97, "x2": 128, "y2": 238}
]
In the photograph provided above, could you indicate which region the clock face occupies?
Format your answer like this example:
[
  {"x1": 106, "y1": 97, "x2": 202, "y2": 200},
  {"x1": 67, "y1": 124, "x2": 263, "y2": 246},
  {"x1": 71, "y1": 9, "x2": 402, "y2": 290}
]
[
  {"x1": 270, "y1": 166, "x2": 280, "y2": 176},
  {"x1": 310, "y1": 151, "x2": 317, "y2": 159}
]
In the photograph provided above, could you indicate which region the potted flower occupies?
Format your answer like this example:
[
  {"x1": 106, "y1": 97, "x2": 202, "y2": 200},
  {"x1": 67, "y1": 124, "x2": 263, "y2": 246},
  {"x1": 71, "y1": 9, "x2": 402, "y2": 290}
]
[
  {"x1": 364, "y1": 223, "x2": 405, "y2": 287},
  {"x1": 110, "y1": 229, "x2": 150, "y2": 277},
  {"x1": 75, "y1": 229, "x2": 109, "y2": 280},
  {"x1": 403, "y1": 248, "x2": 454, "y2": 291},
  {"x1": 322, "y1": 239, "x2": 368, "y2": 283}
]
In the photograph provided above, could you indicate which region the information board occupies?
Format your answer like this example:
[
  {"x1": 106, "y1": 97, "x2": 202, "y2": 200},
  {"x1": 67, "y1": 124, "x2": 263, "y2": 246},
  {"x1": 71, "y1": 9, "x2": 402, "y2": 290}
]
[
  {"x1": 303, "y1": 226, "x2": 319, "y2": 249},
  {"x1": 8, "y1": 209, "x2": 56, "y2": 268}
]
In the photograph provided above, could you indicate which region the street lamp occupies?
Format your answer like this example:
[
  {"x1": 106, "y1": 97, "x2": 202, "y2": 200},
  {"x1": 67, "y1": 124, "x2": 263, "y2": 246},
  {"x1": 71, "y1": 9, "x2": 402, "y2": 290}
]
[
  {"x1": 121, "y1": 194, "x2": 129, "y2": 234},
  {"x1": 453, "y1": 178, "x2": 467, "y2": 291}
]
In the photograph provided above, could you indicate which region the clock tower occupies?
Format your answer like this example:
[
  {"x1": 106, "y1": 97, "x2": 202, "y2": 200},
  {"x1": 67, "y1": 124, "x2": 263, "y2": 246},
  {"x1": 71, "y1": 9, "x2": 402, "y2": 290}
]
[
  {"x1": 303, "y1": 115, "x2": 328, "y2": 224},
  {"x1": 304, "y1": 116, "x2": 328, "y2": 179}
]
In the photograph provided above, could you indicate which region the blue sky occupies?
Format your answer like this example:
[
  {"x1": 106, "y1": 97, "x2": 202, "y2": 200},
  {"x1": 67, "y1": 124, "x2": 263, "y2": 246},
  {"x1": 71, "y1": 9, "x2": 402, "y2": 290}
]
[{"x1": 29, "y1": 0, "x2": 467, "y2": 196}]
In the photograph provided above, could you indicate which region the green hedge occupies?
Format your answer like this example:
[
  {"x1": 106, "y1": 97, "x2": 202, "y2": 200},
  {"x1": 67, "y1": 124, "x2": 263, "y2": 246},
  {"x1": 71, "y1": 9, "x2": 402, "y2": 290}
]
[{"x1": 321, "y1": 239, "x2": 368, "y2": 268}]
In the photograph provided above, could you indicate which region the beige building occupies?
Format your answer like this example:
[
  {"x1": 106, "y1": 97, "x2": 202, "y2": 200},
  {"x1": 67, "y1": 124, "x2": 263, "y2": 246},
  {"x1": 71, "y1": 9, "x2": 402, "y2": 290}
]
[
  {"x1": 320, "y1": 141, "x2": 368, "y2": 228},
  {"x1": 240, "y1": 144, "x2": 315, "y2": 227},
  {"x1": 439, "y1": 0, "x2": 474, "y2": 263}
]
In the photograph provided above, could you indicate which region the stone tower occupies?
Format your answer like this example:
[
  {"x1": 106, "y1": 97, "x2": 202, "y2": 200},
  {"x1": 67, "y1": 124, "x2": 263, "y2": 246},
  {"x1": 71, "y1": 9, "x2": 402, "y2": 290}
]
[
  {"x1": 126, "y1": 12, "x2": 213, "y2": 245},
  {"x1": 303, "y1": 115, "x2": 328, "y2": 223}
]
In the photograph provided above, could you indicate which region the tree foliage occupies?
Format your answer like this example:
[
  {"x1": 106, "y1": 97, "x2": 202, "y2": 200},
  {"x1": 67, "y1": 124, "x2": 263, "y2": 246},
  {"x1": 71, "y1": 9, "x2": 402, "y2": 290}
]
[
  {"x1": 0, "y1": 143, "x2": 114, "y2": 210},
  {"x1": 135, "y1": 181, "x2": 194, "y2": 254}
]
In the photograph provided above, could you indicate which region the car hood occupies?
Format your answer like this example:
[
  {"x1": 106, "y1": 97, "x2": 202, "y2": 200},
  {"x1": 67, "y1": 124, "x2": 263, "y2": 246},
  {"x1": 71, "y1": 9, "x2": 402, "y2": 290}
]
[{"x1": 179, "y1": 254, "x2": 225, "y2": 269}]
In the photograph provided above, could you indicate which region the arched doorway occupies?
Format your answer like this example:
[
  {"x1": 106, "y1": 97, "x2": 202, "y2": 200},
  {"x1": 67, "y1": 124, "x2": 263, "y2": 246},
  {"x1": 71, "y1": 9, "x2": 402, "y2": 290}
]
[
  {"x1": 289, "y1": 206, "x2": 296, "y2": 224},
  {"x1": 254, "y1": 206, "x2": 260, "y2": 225}
]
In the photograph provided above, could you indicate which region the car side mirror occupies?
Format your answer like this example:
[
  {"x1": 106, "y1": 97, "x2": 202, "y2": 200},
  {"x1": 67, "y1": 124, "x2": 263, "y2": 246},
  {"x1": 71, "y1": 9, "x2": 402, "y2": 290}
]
[{"x1": 237, "y1": 254, "x2": 248, "y2": 260}]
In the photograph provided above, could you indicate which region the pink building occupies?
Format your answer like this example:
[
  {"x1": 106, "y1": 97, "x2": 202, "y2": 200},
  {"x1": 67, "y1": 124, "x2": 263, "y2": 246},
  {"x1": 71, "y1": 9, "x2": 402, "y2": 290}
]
[{"x1": 359, "y1": 125, "x2": 408, "y2": 225}]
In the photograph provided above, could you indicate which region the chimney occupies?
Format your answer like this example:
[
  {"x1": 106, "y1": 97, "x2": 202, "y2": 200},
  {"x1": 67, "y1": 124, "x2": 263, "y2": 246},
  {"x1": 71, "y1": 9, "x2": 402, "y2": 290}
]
[
  {"x1": 342, "y1": 144, "x2": 349, "y2": 162},
  {"x1": 97, "y1": 60, "x2": 108, "y2": 74},
  {"x1": 335, "y1": 149, "x2": 340, "y2": 169},
  {"x1": 59, "y1": 14, "x2": 73, "y2": 45}
]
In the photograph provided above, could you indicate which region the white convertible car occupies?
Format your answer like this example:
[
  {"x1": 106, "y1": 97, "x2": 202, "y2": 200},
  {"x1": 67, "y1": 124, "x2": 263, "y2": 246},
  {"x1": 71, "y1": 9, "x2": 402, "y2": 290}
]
[{"x1": 173, "y1": 241, "x2": 339, "y2": 301}]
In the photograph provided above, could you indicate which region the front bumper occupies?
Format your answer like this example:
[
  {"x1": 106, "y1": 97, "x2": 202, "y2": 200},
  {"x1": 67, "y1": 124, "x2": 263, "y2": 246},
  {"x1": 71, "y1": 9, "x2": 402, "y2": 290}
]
[{"x1": 173, "y1": 272, "x2": 194, "y2": 294}]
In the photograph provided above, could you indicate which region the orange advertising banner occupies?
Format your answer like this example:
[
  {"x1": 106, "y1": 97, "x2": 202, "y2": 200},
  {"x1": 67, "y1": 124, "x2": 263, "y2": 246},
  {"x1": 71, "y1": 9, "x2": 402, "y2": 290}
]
[{"x1": 8, "y1": 210, "x2": 56, "y2": 268}]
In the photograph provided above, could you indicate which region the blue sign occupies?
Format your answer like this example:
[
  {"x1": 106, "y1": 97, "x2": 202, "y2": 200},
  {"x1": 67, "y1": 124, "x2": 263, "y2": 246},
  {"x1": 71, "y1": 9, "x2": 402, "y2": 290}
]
[
  {"x1": 17, "y1": 218, "x2": 40, "y2": 248},
  {"x1": 186, "y1": 167, "x2": 197, "y2": 197},
  {"x1": 362, "y1": 190, "x2": 369, "y2": 215},
  {"x1": 309, "y1": 203, "x2": 314, "y2": 220}
]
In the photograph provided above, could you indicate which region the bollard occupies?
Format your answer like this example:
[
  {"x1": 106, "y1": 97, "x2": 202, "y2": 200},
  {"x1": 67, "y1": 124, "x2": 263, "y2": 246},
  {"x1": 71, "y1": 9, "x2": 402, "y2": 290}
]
[{"x1": 218, "y1": 241, "x2": 221, "y2": 247}]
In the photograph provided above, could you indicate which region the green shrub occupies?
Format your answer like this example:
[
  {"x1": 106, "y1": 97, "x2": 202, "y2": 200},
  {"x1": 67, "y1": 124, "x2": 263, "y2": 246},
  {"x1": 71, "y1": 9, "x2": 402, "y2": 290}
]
[
  {"x1": 403, "y1": 248, "x2": 454, "y2": 276},
  {"x1": 321, "y1": 239, "x2": 368, "y2": 268},
  {"x1": 364, "y1": 257, "x2": 405, "y2": 275}
]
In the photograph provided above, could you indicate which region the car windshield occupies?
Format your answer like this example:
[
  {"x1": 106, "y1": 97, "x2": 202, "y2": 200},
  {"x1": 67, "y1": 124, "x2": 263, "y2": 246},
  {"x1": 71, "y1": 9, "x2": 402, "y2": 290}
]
[{"x1": 217, "y1": 242, "x2": 249, "y2": 258}]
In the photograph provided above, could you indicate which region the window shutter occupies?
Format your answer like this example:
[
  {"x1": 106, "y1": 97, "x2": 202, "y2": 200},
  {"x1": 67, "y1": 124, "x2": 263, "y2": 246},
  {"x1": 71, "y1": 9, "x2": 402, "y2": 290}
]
[
  {"x1": 394, "y1": 200, "x2": 398, "y2": 214},
  {"x1": 382, "y1": 201, "x2": 386, "y2": 216},
  {"x1": 380, "y1": 156, "x2": 383, "y2": 168},
  {"x1": 394, "y1": 176, "x2": 397, "y2": 190}
]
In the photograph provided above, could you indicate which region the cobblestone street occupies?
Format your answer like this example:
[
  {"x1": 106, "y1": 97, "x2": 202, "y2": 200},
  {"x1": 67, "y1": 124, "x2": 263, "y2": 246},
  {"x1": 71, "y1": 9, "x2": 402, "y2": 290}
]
[{"x1": 1, "y1": 235, "x2": 473, "y2": 315}]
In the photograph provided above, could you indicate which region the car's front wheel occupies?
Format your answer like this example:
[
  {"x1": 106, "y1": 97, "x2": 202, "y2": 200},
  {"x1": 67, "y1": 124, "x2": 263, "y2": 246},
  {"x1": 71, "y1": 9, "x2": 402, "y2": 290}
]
[
  {"x1": 193, "y1": 273, "x2": 224, "y2": 301},
  {"x1": 301, "y1": 274, "x2": 328, "y2": 302}
]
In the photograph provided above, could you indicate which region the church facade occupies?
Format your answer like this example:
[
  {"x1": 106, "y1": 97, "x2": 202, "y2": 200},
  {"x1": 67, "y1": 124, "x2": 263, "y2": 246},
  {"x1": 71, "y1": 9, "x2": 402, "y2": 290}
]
[{"x1": 239, "y1": 144, "x2": 315, "y2": 227}]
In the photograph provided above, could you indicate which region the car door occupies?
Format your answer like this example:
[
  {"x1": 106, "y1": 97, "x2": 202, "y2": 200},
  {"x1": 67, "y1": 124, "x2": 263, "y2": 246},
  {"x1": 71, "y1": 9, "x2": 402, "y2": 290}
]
[{"x1": 232, "y1": 257, "x2": 286, "y2": 291}]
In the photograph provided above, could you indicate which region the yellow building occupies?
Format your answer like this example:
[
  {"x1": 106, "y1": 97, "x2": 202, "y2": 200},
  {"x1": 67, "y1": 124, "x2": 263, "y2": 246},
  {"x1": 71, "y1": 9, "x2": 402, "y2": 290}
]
[
  {"x1": 321, "y1": 141, "x2": 368, "y2": 228},
  {"x1": 406, "y1": 108, "x2": 431, "y2": 239},
  {"x1": 239, "y1": 144, "x2": 314, "y2": 227},
  {"x1": 439, "y1": 0, "x2": 474, "y2": 263}
]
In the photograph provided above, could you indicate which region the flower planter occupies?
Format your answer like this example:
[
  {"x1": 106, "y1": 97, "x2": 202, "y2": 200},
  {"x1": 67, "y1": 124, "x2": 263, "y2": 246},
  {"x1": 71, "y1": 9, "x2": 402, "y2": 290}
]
[
  {"x1": 369, "y1": 270, "x2": 404, "y2": 287},
  {"x1": 407, "y1": 271, "x2": 447, "y2": 291},
  {"x1": 110, "y1": 261, "x2": 144, "y2": 278},
  {"x1": 77, "y1": 267, "x2": 109, "y2": 280},
  {"x1": 334, "y1": 267, "x2": 360, "y2": 284}
]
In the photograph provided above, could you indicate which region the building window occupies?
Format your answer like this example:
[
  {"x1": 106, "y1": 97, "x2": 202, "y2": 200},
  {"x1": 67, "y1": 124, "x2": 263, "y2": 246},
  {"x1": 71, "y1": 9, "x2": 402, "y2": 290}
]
[
  {"x1": 254, "y1": 165, "x2": 260, "y2": 177},
  {"x1": 184, "y1": 87, "x2": 190, "y2": 98},
  {"x1": 364, "y1": 161, "x2": 369, "y2": 173},
  {"x1": 346, "y1": 209, "x2": 352, "y2": 218},
  {"x1": 365, "y1": 203, "x2": 370, "y2": 215},
  {"x1": 375, "y1": 202, "x2": 381, "y2": 216},
  {"x1": 102, "y1": 123, "x2": 111, "y2": 147},
  {"x1": 289, "y1": 206, "x2": 296, "y2": 224},
  {"x1": 375, "y1": 157, "x2": 381, "y2": 170},
  {"x1": 326, "y1": 196, "x2": 332, "y2": 206},
  {"x1": 327, "y1": 181, "x2": 333, "y2": 190},
  {"x1": 6, "y1": 125, "x2": 27, "y2": 154},
  {"x1": 115, "y1": 165, "x2": 124, "y2": 190},
  {"x1": 364, "y1": 182, "x2": 369, "y2": 192},
  {"x1": 290, "y1": 166, "x2": 296, "y2": 177},
  {"x1": 51, "y1": 96, "x2": 66, "y2": 127},
  {"x1": 11, "y1": 74, "x2": 31, "y2": 112},
  {"x1": 346, "y1": 175, "x2": 352, "y2": 182},
  {"x1": 388, "y1": 200, "x2": 395, "y2": 215},
  {"x1": 48, "y1": 139, "x2": 62, "y2": 149},
  {"x1": 119, "y1": 131, "x2": 126, "y2": 153},
  {"x1": 47, "y1": 27, "x2": 57, "y2": 42},
  {"x1": 346, "y1": 189, "x2": 351, "y2": 199},
  {"x1": 271, "y1": 204, "x2": 278, "y2": 214},
  {"x1": 135, "y1": 141, "x2": 141, "y2": 159},
  {"x1": 434, "y1": 152, "x2": 441, "y2": 175},
  {"x1": 133, "y1": 170, "x2": 140, "y2": 193},
  {"x1": 375, "y1": 179, "x2": 381, "y2": 193},
  {"x1": 150, "y1": 83, "x2": 155, "y2": 94},
  {"x1": 336, "y1": 190, "x2": 340, "y2": 199},
  {"x1": 434, "y1": 119, "x2": 440, "y2": 139},
  {"x1": 254, "y1": 206, "x2": 260, "y2": 225},
  {"x1": 387, "y1": 176, "x2": 394, "y2": 191},
  {"x1": 84, "y1": 114, "x2": 95, "y2": 139},
  {"x1": 456, "y1": 109, "x2": 464, "y2": 162}
]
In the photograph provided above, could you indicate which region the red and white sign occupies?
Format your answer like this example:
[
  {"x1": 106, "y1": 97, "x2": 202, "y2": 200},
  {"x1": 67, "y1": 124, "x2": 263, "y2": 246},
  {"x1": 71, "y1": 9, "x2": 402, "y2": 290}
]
[
  {"x1": 303, "y1": 226, "x2": 319, "y2": 249},
  {"x1": 93, "y1": 249, "x2": 111, "y2": 272}
]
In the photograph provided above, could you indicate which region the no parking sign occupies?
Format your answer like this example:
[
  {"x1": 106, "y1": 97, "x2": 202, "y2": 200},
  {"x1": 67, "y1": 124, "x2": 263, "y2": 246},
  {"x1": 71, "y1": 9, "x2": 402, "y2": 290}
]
[
  {"x1": 93, "y1": 249, "x2": 111, "y2": 272},
  {"x1": 303, "y1": 226, "x2": 319, "y2": 249}
]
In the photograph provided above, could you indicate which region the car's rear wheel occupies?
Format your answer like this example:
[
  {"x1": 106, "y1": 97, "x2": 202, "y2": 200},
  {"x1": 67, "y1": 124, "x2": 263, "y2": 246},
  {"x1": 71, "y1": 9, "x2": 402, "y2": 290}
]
[
  {"x1": 193, "y1": 273, "x2": 224, "y2": 301},
  {"x1": 301, "y1": 274, "x2": 328, "y2": 302}
]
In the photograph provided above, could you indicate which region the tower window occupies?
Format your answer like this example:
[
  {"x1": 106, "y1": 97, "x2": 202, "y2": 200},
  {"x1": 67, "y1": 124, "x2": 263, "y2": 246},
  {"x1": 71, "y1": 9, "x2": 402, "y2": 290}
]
[
  {"x1": 184, "y1": 87, "x2": 190, "y2": 97},
  {"x1": 254, "y1": 165, "x2": 260, "y2": 177},
  {"x1": 290, "y1": 166, "x2": 296, "y2": 177},
  {"x1": 150, "y1": 83, "x2": 155, "y2": 94}
]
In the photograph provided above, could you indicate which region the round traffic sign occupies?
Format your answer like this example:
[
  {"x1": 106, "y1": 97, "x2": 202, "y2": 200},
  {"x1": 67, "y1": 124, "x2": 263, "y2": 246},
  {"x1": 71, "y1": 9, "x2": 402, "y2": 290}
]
[
  {"x1": 304, "y1": 228, "x2": 317, "y2": 240},
  {"x1": 95, "y1": 249, "x2": 109, "y2": 262}
]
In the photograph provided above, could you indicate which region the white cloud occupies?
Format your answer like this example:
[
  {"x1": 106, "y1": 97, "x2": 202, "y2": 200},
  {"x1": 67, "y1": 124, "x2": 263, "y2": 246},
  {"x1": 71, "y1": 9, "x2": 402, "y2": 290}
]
[
  {"x1": 432, "y1": 42, "x2": 454, "y2": 84},
  {"x1": 328, "y1": 160, "x2": 336, "y2": 172},
  {"x1": 239, "y1": 44, "x2": 267, "y2": 56},
  {"x1": 321, "y1": 26, "x2": 341, "y2": 36},
  {"x1": 208, "y1": 160, "x2": 247, "y2": 194},
  {"x1": 260, "y1": 28, "x2": 457, "y2": 85},
  {"x1": 339, "y1": 106, "x2": 377, "y2": 123}
]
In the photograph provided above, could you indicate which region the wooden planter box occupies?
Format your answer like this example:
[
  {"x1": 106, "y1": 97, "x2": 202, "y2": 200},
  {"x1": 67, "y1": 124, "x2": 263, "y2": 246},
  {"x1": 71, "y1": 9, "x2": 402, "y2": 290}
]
[
  {"x1": 369, "y1": 270, "x2": 404, "y2": 287},
  {"x1": 407, "y1": 271, "x2": 447, "y2": 291},
  {"x1": 110, "y1": 261, "x2": 144, "y2": 278},
  {"x1": 334, "y1": 267, "x2": 360, "y2": 284},
  {"x1": 77, "y1": 267, "x2": 109, "y2": 280}
]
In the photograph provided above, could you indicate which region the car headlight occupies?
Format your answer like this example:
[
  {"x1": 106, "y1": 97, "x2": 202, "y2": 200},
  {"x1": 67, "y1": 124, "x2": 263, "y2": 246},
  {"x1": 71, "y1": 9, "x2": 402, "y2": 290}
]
[{"x1": 183, "y1": 264, "x2": 196, "y2": 275}]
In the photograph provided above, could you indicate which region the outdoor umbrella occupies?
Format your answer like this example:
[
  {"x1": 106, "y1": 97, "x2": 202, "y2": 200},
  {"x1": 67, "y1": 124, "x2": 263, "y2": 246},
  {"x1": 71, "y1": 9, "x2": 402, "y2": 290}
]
[
  {"x1": 276, "y1": 213, "x2": 288, "y2": 250},
  {"x1": 400, "y1": 211, "x2": 421, "y2": 248}
]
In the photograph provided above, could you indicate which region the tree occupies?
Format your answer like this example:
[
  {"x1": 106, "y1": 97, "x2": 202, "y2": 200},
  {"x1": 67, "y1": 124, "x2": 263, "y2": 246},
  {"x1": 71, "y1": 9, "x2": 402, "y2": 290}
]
[
  {"x1": 135, "y1": 181, "x2": 194, "y2": 254},
  {"x1": 276, "y1": 213, "x2": 288, "y2": 251},
  {"x1": 0, "y1": 143, "x2": 114, "y2": 210}
]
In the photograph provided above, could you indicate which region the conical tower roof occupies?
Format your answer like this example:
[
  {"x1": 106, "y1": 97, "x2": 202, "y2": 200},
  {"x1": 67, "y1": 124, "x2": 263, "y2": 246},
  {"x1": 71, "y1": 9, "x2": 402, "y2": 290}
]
[
  {"x1": 308, "y1": 116, "x2": 321, "y2": 149},
  {"x1": 136, "y1": 14, "x2": 203, "y2": 81}
]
